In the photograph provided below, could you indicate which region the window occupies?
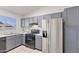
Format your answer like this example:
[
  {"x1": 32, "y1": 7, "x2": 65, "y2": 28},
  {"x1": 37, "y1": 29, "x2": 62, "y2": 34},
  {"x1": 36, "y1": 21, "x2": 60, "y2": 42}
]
[{"x1": 0, "y1": 16, "x2": 16, "y2": 29}]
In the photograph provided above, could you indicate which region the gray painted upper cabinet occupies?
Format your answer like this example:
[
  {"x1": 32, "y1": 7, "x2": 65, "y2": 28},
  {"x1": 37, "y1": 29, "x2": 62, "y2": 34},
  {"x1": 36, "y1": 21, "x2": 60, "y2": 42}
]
[
  {"x1": 21, "y1": 18, "x2": 29, "y2": 28},
  {"x1": 25, "y1": 20, "x2": 29, "y2": 28},
  {"x1": 64, "y1": 7, "x2": 79, "y2": 27},
  {"x1": 21, "y1": 17, "x2": 43, "y2": 28},
  {"x1": 21, "y1": 19, "x2": 25, "y2": 28},
  {"x1": 38, "y1": 16, "x2": 43, "y2": 27},
  {"x1": 29, "y1": 18, "x2": 32, "y2": 24},
  {"x1": 38, "y1": 19, "x2": 42, "y2": 27},
  {"x1": 32, "y1": 17, "x2": 38, "y2": 23}
]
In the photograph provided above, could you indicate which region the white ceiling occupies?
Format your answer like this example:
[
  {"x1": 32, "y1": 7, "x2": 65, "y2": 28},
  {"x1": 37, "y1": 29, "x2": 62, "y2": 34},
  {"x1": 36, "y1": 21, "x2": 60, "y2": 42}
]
[
  {"x1": 0, "y1": 6, "x2": 43, "y2": 16},
  {"x1": 0, "y1": 6, "x2": 70, "y2": 16}
]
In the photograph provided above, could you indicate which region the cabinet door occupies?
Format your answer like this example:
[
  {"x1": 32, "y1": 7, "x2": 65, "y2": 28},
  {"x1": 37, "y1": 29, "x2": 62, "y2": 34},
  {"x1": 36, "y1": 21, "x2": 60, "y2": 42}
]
[
  {"x1": 21, "y1": 19, "x2": 25, "y2": 27},
  {"x1": 64, "y1": 27, "x2": 77, "y2": 53},
  {"x1": 65, "y1": 7, "x2": 79, "y2": 26},
  {"x1": 38, "y1": 19, "x2": 42, "y2": 27},
  {"x1": 35, "y1": 36, "x2": 42, "y2": 50},
  {"x1": 29, "y1": 19, "x2": 32, "y2": 27},
  {"x1": 76, "y1": 28, "x2": 79, "y2": 52},
  {"x1": 22, "y1": 34, "x2": 25, "y2": 45},
  {"x1": 29, "y1": 19, "x2": 32, "y2": 24},
  {"x1": 38, "y1": 16, "x2": 43, "y2": 27},
  {"x1": 33, "y1": 17, "x2": 38, "y2": 23},
  {"x1": 0, "y1": 37, "x2": 6, "y2": 52},
  {"x1": 25, "y1": 20, "x2": 29, "y2": 28},
  {"x1": 15, "y1": 35, "x2": 22, "y2": 46},
  {"x1": 6, "y1": 36, "x2": 16, "y2": 51}
]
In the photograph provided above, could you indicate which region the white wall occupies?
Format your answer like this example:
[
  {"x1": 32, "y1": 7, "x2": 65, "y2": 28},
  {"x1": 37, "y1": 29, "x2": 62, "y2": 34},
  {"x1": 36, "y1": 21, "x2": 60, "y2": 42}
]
[{"x1": 24, "y1": 6, "x2": 70, "y2": 17}]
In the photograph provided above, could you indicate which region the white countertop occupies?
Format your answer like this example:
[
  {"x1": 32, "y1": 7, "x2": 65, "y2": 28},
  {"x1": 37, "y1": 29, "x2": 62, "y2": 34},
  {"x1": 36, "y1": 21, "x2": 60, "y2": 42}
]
[
  {"x1": 34, "y1": 34, "x2": 42, "y2": 37},
  {"x1": 0, "y1": 34, "x2": 20, "y2": 37},
  {"x1": 0, "y1": 32, "x2": 42, "y2": 37}
]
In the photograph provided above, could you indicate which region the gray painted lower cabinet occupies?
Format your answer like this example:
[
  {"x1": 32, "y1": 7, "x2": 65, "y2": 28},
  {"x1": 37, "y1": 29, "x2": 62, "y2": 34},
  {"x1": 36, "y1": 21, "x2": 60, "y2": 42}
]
[
  {"x1": 35, "y1": 35, "x2": 42, "y2": 50},
  {"x1": 15, "y1": 34, "x2": 22, "y2": 47},
  {"x1": 22, "y1": 34, "x2": 25, "y2": 45},
  {"x1": 0, "y1": 37, "x2": 6, "y2": 53},
  {"x1": 0, "y1": 34, "x2": 24, "y2": 53},
  {"x1": 6, "y1": 34, "x2": 23, "y2": 51},
  {"x1": 6, "y1": 36, "x2": 16, "y2": 51}
]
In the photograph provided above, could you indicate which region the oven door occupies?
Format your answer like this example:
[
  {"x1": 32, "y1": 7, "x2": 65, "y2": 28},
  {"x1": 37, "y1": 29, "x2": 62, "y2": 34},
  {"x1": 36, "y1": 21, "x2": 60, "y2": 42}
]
[{"x1": 25, "y1": 34, "x2": 35, "y2": 49}]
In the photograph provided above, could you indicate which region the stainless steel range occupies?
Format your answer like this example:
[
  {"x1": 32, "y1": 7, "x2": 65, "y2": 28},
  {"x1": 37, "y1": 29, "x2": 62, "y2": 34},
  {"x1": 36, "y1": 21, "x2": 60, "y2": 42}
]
[{"x1": 25, "y1": 34, "x2": 35, "y2": 49}]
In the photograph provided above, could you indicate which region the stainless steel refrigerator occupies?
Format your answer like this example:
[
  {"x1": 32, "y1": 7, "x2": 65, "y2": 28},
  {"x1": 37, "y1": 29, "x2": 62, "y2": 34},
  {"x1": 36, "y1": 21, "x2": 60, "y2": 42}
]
[{"x1": 42, "y1": 18, "x2": 63, "y2": 53}]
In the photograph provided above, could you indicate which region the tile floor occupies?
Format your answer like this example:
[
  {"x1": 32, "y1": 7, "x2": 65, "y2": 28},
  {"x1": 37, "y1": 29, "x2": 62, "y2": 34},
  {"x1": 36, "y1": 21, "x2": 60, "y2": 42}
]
[{"x1": 8, "y1": 46, "x2": 42, "y2": 53}]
